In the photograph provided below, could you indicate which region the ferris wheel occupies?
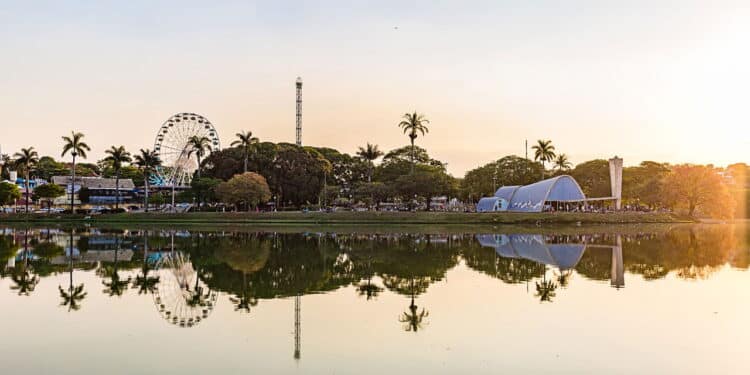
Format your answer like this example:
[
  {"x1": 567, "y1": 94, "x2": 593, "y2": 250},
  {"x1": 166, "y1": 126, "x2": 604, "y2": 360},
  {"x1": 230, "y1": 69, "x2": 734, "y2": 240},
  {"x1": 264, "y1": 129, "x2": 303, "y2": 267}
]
[
  {"x1": 153, "y1": 113, "x2": 220, "y2": 186},
  {"x1": 152, "y1": 252, "x2": 217, "y2": 328}
]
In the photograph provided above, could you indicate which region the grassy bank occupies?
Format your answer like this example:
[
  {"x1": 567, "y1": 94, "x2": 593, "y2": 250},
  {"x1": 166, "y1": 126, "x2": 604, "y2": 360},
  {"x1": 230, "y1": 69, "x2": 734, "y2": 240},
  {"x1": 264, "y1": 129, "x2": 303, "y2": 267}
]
[{"x1": 0, "y1": 211, "x2": 692, "y2": 225}]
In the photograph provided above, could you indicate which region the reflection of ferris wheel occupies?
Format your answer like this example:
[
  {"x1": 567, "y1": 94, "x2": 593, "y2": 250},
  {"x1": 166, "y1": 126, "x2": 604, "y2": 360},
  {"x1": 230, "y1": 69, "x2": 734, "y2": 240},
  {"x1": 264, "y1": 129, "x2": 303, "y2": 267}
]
[
  {"x1": 153, "y1": 113, "x2": 220, "y2": 186},
  {"x1": 152, "y1": 252, "x2": 217, "y2": 328}
]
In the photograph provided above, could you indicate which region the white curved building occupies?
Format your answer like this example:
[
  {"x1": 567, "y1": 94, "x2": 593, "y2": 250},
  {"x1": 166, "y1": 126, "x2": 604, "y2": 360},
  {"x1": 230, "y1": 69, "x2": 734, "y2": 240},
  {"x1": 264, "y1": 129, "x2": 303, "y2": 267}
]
[{"x1": 476, "y1": 175, "x2": 587, "y2": 213}]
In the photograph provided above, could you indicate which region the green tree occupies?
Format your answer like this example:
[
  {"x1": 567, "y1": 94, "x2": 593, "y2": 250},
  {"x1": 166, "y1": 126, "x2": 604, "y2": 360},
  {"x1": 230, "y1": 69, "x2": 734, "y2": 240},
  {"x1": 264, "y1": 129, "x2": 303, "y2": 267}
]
[
  {"x1": 554, "y1": 154, "x2": 572, "y2": 171},
  {"x1": 461, "y1": 156, "x2": 543, "y2": 201},
  {"x1": 356, "y1": 143, "x2": 384, "y2": 182},
  {"x1": 394, "y1": 167, "x2": 457, "y2": 210},
  {"x1": 13, "y1": 147, "x2": 39, "y2": 212},
  {"x1": 532, "y1": 140, "x2": 556, "y2": 179},
  {"x1": 35, "y1": 156, "x2": 68, "y2": 181},
  {"x1": 231, "y1": 131, "x2": 259, "y2": 173},
  {"x1": 134, "y1": 149, "x2": 162, "y2": 212},
  {"x1": 61, "y1": 131, "x2": 91, "y2": 212},
  {"x1": 662, "y1": 164, "x2": 735, "y2": 218},
  {"x1": 312, "y1": 147, "x2": 368, "y2": 192},
  {"x1": 103, "y1": 145, "x2": 132, "y2": 210},
  {"x1": 187, "y1": 135, "x2": 212, "y2": 179},
  {"x1": 216, "y1": 172, "x2": 272, "y2": 211},
  {"x1": 271, "y1": 145, "x2": 331, "y2": 207},
  {"x1": 397, "y1": 112, "x2": 430, "y2": 174},
  {"x1": 0, "y1": 181, "x2": 21, "y2": 207},
  {"x1": 190, "y1": 177, "x2": 222, "y2": 206},
  {"x1": 569, "y1": 159, "x2": 611, "y2": 198},
  {"x1": 622, "y1": 161, "x2": 670, "y2": 208},
  {"x1": 32, "y1": 183, "x2": 65, "y2": 212}
]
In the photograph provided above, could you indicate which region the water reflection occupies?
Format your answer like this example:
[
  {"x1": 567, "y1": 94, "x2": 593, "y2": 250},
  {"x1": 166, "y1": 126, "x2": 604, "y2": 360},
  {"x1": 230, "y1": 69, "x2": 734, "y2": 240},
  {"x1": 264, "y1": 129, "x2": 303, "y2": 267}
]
[{"x1": 0, "y1": 224, "x2": 747, "y2": 323}]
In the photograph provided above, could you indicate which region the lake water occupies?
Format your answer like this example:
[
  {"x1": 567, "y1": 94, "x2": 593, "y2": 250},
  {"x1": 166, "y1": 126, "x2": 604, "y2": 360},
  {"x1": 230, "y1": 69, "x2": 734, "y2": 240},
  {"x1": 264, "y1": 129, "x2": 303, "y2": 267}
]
[{"x1": 0, "y1": 223, "x2": 748, "y2": 374}]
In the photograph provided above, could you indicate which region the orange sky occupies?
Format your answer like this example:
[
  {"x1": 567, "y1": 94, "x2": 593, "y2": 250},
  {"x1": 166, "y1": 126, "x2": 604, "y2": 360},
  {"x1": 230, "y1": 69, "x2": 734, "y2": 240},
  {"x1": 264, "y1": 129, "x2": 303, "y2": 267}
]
[{"x1": 1, "y1": 1, "x2": 748, "y2": 175}]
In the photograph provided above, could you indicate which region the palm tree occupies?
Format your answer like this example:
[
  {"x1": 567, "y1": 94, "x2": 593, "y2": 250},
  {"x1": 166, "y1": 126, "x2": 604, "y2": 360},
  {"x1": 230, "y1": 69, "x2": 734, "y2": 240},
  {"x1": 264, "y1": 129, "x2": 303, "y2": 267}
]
[
  {"x1": 554, "y1": 154, "x2": 572, "y2": 172},
  {"x1": 134, "y1": 149, "x2": 161, "y2": 212},
  {"x1": 532, "y1": 140, "x2": 556, "y2": 179},
  {"x1": 398, "y1": 112, "x2": 430, "y2": 174},
  {"x1": 231, "y1": 131, "x2": 259, "y2": 173},
  {"x1": 61, "y1": 131, "x2": 91, "y2": 213},
  {"x1": 13, "y1": 147, "x2": 39, "y2": 213},
  {"x1": 187, "y1": 135, "x2": 212, "y2": 179},
  {"x1": 356, "y1": 143, "x2": 384, "y2": 182},
  {"x1": 103, "y1": 145, "x2": 132, "y2": 210}
]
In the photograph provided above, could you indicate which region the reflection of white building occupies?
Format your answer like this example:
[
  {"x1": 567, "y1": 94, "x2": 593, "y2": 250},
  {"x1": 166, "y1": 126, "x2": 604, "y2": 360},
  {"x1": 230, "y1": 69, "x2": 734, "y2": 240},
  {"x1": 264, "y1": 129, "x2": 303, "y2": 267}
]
[
  {"x1": 50, "y1": 250, "x2": 134, "y2": 265},
  {"x1": 476, "y1": 233, "x2": 624, "y2": 287}
]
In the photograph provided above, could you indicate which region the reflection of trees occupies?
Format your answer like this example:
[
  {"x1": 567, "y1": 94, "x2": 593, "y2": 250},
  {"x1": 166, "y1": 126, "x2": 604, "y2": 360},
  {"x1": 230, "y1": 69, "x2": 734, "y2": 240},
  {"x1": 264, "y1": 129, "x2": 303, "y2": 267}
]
[
  {"x1": 59, "y1": 231, "x2": 86, "y2": 312},
  {"x1": 462, "y1": 241, "x2": 546, "y2": 284},
  {"x1": 133, "y1": 232, "x2": 159, "y2": 295},
  {"x1": 535, "y1": 280, "x2": 557, "y2": 303},
  {"x1": 356, "y1": 277, "x2": 383, "y2": 300},
  {"x1": 399, "y1": 296, "x2": 429, "y2": 333},
  {"x1": 213, "y1": 233, "x2": 270, "y2": 312},
  {"x1": 11, "y1": 267, "x2": 38, "y2": 295},
  {"x1": 11, "y1": 231, "x2": 39, "y2": 296},
  {"x1": 59, "y1": 284, "x2": 87, "y2": 311},
  {"x1": 98, "y1": 237, "x2": 132, "y2": 297}
]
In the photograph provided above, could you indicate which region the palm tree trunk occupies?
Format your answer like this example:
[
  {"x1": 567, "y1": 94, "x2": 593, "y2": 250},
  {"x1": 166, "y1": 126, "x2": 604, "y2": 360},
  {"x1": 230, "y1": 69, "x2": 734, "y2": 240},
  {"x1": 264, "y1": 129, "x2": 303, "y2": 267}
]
[
  {"x1": 115, "y1": 170, "x2": 120, "y2": 210},
  {"x1": 410, "y1": 138, "x2": 415, "y2": 175},
  {"x1": 25, "y1": 171, "x2": 30, "y2": 213},
  {"x1": 144, "y1": 175, "x2": 149, "y2": 213},
  {"x1": 197, "y1": 156, "x2": 202, "y2": 179},
  {"x1": 70, "y1": 155, "x2": 76, "y2": 213},
  {"x1": 244, "y1": 149, "x2": 248, "y2": 173}
]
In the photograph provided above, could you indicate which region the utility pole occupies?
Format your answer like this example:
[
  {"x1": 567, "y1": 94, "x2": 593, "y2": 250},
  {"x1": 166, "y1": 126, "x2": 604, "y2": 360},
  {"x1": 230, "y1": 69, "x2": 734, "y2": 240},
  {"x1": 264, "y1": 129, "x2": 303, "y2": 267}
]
[{"x1": 525, "y1": 139, "x2": 528, "y2": 160}]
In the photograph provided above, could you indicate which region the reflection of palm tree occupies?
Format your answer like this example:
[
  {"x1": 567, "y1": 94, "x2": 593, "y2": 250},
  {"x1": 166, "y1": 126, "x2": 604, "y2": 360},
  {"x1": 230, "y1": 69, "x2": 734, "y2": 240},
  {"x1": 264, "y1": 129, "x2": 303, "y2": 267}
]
[
  {"x1": 229, "y1": 272, "x2": 258, "y2": 313},
  {"x1": 11, "y1": 268, "x2": 39, "y2": 295},
  {"x1": 59, "y1": 230, "x2": 86, "y2": 311},
  {"x1": 99, "y1": 242, "x2": 132, "y2": 297},
  {"x1": 399, "y1": 295, "x2": 429, "y2": 332},
  {"x1": 535, "y1": 279, "x2": 557, "y2": 302},
  {"x1": 555, "y1": 269, "x2": 573, "y2": 288},
  {"x1": 356, "y1": 277, "x2": 383, "y2": 300},
  {"x1": 59, "y1": 284, "x2": 87, "y2": 312},
  {"x1": 397, "y1": 277, "x2": 429, "y2": 332},
  {"x1": 133, "y1": 232, "x2": 159, "y2": 295},
  {"x1": 133, "y1": 265, "x2": 160, "y2": 295},
  {"x1": 11, "y1": 229, "x2": 39, "y2": 295}
]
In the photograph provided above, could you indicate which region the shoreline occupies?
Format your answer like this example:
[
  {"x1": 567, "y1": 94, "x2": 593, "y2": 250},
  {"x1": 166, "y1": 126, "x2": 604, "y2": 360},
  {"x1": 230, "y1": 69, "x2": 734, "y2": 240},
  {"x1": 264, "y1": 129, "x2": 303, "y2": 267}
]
[{"x1": 0, "y1": 211, "x2": 693, "y2": 225}]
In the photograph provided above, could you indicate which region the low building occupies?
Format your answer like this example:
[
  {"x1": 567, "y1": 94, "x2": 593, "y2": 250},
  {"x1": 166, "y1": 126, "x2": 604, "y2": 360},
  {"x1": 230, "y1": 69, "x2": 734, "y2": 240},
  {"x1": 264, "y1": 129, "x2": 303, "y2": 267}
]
[
  {"x1": 477, "y1": 175, "x2": 587, "y2": 213},
  {"x1": 51, "y1": 176, "x2": 136, "y2": 205}
]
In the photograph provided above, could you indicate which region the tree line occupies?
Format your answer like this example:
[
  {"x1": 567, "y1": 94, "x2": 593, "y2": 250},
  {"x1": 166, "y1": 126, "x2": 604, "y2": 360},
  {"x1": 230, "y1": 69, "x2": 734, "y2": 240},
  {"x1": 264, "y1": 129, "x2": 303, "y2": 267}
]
[{"x1": 0, "y1": 114, "x2": 746, "y2": 218}]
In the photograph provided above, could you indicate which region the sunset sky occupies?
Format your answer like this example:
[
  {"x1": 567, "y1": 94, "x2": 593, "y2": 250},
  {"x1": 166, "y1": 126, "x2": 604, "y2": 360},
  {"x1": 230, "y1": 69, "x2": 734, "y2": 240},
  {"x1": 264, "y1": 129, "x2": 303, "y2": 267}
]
[{"x1": 1, "y1": 1, "x2": 748, "y2": 175}]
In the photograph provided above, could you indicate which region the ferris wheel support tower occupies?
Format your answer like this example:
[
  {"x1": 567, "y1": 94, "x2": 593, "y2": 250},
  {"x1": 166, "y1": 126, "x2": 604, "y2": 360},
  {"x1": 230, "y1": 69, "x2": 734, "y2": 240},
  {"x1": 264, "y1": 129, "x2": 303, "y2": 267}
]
[{"x1": 296, "y1": 77, "x2": 303, "y2": 146}]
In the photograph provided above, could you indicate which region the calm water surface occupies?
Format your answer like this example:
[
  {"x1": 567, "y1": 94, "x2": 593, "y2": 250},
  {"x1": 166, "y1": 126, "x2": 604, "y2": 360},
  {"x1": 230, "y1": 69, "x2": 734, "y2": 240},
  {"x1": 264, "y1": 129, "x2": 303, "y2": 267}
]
[{"x1": 0, "y1": 224, "x2": 748, "y2": 374}]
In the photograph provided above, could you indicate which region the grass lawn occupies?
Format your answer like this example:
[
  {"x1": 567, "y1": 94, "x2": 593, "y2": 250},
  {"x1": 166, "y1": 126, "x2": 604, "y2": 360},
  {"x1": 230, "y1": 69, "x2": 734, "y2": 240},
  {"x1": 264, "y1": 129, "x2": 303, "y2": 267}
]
[{"x1": 0, "y1": 210, "x2": 692, "y2": 225}]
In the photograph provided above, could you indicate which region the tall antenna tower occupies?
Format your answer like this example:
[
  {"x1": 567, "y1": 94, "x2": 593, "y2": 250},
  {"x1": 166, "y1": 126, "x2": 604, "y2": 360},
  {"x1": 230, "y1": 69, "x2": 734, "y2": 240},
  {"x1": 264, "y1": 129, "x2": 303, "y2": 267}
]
[{"x1": 295, "y1": 77, "x2": 303, "y2": 146}]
